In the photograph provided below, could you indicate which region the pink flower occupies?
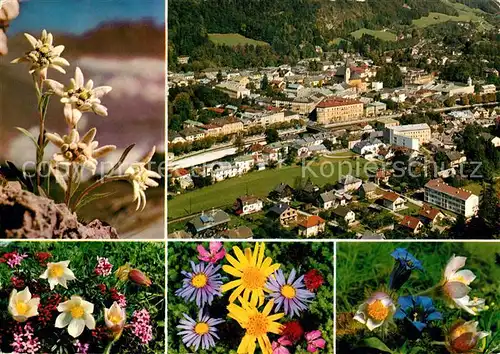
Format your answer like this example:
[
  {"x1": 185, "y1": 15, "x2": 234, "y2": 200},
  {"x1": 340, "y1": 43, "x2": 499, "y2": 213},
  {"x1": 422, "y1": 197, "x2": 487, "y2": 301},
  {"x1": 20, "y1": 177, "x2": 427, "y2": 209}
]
[
  {"x1": 11, "y1": 323, "x2": 41, "y2": 354},
  {"x1": 197, "y1": 242, "x2": 226, "y2": 264},
  {"x1": 130, "y1": 309, "x2": 153, "y2": 345},
  {"x1": 0, "y1": 251, "x2": 28, "y2": 268},
  {"x1": 74, "y1": 340, "x2": 90, "y2": 354},
  {"x1": 94, "y1": 257, "x2": 113, "y2": 276},
  {"x1": 305, "y1": 330, "x2": 326, "y2": 353},
  {"x1": 272, "y1": 337, "x2": 292, "y2": 354}
]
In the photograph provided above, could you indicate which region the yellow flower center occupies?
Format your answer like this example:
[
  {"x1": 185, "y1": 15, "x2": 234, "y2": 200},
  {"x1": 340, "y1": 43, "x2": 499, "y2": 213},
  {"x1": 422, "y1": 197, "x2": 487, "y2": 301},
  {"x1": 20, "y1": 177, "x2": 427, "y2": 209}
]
[
  {"x1": 191, "y1": 273, "x2": 208, "y2": 288},
  {"x1": 71, "y1": 305, "x2": 85, "y2": 319},
  {"x1": 49, "y1": 264, "x2": 64, "y2": 278},
  {"x1": 108, "y1": 314, "x2": 122, "y2": 325},
  {"x1": 281, "y1": 285, "x2": 296, "y2": 299},
  {"x1": 194, "y1": 322, "x2": 210, "y2": 335},
  {"x1": 242, "y1": 267, "x2": 266, "y2": 290},
  {"x1": 16, "y1": 302, "x2": 29, "y2": 315},
  {"x1": 452, "y1": 326, "x2": 469, "y2": 338},
  {"x1": 246, "y1": 313, "x2": 268, "y2": 337},
  {"x1": 455, "y1": 276, "x2": 466, "y2": 284},
  {"x1": 367, "y1": 300, "x2": 389, "y2": 321}
]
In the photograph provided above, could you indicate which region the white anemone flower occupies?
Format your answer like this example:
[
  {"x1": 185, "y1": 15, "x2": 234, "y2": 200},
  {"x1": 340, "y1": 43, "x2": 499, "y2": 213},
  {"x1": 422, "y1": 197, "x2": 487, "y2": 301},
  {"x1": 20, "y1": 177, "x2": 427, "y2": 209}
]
[
  {"x1": 45, "y1": 67, "x2": 112, "y2": 127},
  {"x1": 8, "y1": 287, "x2": 40, "y2": 322},
  {"x1": 46, "y1": 128, "x2": 116, "y2": 190},
  {"x1": 39, "y1": 260, "x2": 76, "y2": 290},
  {"x1": 125, "y1": 146, "x2": 161, "y2": 211},
  {"x1": 353, "y1": 292, "x2": 396, "y2": 331},
  {"x1": 442, "y1": 255, "x2": 482, "y2": 315},
  {"x1": 55, "y1": 296, "x2": 95, "y2": 338},
  {"x1": 11, "y1": 29, "x2": 69, "y2": 79},
  {"x1": 104, "y1": 301, "x2": 126, "y2": 334}
]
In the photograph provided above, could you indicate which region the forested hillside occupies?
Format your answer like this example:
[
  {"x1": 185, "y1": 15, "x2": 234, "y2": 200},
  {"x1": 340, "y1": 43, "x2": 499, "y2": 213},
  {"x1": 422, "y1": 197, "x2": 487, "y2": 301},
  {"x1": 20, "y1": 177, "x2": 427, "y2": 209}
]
[{"x1": 168, "y1": 0, "x2": 498, "y2": 69}]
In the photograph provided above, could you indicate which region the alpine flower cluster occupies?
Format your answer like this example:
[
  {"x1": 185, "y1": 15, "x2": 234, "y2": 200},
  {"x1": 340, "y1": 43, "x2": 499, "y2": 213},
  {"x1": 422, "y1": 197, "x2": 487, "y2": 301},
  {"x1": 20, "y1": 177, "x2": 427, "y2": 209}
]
[{"x1": 175, "y1": 242, "x2": 328, "y2": 354}]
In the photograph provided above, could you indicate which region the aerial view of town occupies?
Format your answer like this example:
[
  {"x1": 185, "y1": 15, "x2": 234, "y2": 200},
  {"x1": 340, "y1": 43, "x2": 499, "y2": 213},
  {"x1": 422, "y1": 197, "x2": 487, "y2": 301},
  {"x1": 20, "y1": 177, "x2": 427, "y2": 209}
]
[{"x1": 167, "y1": 0, "x2": 500, "y2": 239}]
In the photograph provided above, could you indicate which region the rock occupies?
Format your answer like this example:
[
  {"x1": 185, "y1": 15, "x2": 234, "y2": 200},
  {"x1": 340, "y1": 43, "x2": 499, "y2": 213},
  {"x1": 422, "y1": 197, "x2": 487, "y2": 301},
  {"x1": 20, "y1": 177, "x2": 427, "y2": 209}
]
[{"x1": 0, "y1": 182, "x2": 118, "y2": 238}]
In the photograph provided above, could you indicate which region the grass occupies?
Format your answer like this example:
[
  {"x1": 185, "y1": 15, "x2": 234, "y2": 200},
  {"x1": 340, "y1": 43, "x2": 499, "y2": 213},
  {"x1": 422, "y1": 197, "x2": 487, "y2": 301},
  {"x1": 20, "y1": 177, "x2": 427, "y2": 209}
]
[
  {"x1": 168, "y1": 157, "x2": 373, "y2": 219},
  {"x1": 350, "y1": 28, "x2": 397, "y2": 41},
  {"x1": 208, "y1": 33, "x2": 270, "y2": 47},
  {"x1": 412, "y1": 1, "x2": 493, "y2": 31},
  {"x1": 336, "y1": 242, "x2": 500, "y2": 353}
]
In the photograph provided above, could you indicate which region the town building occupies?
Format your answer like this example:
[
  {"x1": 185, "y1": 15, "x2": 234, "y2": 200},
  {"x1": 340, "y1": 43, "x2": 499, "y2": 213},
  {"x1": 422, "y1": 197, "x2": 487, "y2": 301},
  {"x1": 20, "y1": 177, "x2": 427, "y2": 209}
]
[
  {"x1": 315, "y1": 98, "x2": 364, "y2": 124},
  {"x1": 385, "y1": 123, "x2": 431, "y2": 146},
  {"x1": 297, "y1": 215, "x2": 326, "y2": 237},
  {"x1": 215, "y1": 81, "x2": 251, "y2": 99},
  {"x1": 233, "y1": 196, "x2": 264, "y2": 216},
  {"x1": 424, "y1": 179, "x2": 479, "y2": 218},
  {"x1": 186, "y1": 210, "x2": 231, "y2": 237},
  {"x1": 382, "y1": 191, "x2": 406, "y2": 211},
  {"x1": 267, "y1": 203, "x2": 298, "y2": 226},
  {"x1": 399, "y1": 215, "x2": 424, "y2": 234}
]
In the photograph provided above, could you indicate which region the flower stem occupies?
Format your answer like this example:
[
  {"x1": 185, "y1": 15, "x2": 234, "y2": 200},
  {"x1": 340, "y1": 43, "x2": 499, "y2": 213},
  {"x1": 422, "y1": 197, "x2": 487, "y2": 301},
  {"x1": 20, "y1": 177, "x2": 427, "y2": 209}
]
[
  {"x1": 416, "y1": 284, "x2": 440, "y2": 296},
  {"x1": 33, "y1": 74, "x2": 45, "y2": 193},
  {"x1": 64, "y1": 165, "x2": 74, "y2": 206},
  {"x1": 103, "y1": 340, "x2": 115, "y2": 354},
  {"x1": 71, "y1": 176, "x2": 128, "y2": 211}
]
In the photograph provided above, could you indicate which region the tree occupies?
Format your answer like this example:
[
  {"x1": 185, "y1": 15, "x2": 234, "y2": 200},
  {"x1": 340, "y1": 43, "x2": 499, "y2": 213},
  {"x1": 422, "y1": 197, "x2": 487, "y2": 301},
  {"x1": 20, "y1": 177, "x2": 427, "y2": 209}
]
[
  {"x1": 265, "y1": 128, "x2": 279, "y2": 144},
  {"x1": 261, "y1": 75, "x2": 269, "y2": 91},
  {"x1": 234, "y1": 135, "x2": 245, "y2": 154},
  {"x1": 444, "y1": 97, "x2": 455, "y2": 107},
  {"x1": 173, "y1": 92, "x2": 194, "y2": 123},
  {"x1": 323, "y1": 139, "x2": 334, "y2": 151},
  {"x1": 478, "y1": 184, "x2": 500, "y2": 236}
]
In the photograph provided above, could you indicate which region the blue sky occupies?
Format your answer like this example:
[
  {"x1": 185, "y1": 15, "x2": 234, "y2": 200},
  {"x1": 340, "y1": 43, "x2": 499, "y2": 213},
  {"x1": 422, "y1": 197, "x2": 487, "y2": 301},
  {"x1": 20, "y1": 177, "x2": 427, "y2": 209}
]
[{"x1": 10, "y1": 0, "x2": 165, "y2": 34}]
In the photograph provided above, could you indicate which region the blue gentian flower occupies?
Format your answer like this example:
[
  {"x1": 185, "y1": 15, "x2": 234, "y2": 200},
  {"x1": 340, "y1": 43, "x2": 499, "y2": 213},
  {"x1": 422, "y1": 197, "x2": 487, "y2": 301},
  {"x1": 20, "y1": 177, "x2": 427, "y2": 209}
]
[
  {"x1": 394, "y1": 296, "x2": 442, "y2": 332},
  {"x1": 389, "y1": 248, "x2": 424, "y2": 291}
]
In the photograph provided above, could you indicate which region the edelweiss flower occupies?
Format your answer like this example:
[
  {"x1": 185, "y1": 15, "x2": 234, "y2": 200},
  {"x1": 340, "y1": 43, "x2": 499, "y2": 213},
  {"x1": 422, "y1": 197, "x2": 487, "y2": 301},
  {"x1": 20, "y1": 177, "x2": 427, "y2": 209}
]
[
  {"x1": 45, "y1": 67, "x2": 112, "y2": 127},
  {"x1": 125, "y1": 146, "x2": 161, "y2": 211},
  {"x1": 11, "y1": 29, "x2": 69, "y2": 79},
  {"x1": 39, "y1": 260, "x2": 76, "y2": 290},
  {"x1": 8, "y1": 287, "x2": 40, "y2": 322},
  {"x1": 46, "y1": 128, "x2": 116, "y2": 190},
  {"x1": 104, "y1": 301, "x2": 126, "y2": 334},
  {"x1": 441, "y1": 255, "x2": 484, "y2": 315},
  {"x1": 55, "y1": 296, "x2": 96, "y2": 338},
  {"x1": 353, "y1": 292, "x2": 396, "y2": 331}
]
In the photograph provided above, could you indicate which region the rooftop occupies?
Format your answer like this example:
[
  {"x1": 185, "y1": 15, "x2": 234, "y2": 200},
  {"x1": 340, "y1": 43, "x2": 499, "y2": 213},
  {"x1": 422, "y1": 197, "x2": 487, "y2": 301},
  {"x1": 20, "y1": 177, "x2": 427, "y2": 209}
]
[
  {"x1": 389, "y1": 123, "x2": 431, "y2": 132},
  {"x1": 316, "y1": 98, "x2": 362, "y2": 108},
  {"x1": 298, "y1": 215, "x2": 325, "y2": 228},
  {"x1": 400, "y1": 215, "x2": 422, "y2": 230},
  {"x1": 425, "y1": 179, "x2": 475, "y2": 201}
]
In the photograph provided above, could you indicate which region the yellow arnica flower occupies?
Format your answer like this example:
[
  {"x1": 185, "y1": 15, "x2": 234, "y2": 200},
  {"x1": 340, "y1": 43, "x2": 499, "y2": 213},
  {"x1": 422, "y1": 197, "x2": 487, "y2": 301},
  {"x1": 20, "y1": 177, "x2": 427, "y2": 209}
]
[
  {"x1": 227, "y1": 297, "x2": 284, "y2": 354},
  {"x1": 221, "y1": 243, "x2": 280, "y2": 307}
]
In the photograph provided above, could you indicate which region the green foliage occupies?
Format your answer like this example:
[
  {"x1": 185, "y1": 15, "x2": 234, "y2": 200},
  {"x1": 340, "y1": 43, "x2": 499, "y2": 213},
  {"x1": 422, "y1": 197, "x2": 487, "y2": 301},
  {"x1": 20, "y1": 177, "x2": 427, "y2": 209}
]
[
  {"x1": 0, "y1": 242, "x2": 165, "y2": 354},
  {"x1": 375, "y1": 64, "x2": 403, "y2": 88},
  {"x1": 337, "y1": 242, "x2": 500, "y2": 353},
  {"x1": 167, "y1": 242, "x2": 334, "y2": 353}
]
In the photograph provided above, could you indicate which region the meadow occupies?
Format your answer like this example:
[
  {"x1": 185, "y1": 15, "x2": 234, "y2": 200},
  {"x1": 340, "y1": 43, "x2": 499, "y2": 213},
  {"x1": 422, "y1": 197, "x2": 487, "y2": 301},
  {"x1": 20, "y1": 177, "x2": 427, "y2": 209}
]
[
  {"x1": 337, "y1": 242, "x2": 500, "y2": 354},
  {"x1": 208, "y1": 33, "x2": 270, "y2": 47},
  {"x1": 350, "y1": 28, "x2": 397, "y2": 41},
  {"x1": 168, "y1": 156, "x2": 376, "y2": 219}
]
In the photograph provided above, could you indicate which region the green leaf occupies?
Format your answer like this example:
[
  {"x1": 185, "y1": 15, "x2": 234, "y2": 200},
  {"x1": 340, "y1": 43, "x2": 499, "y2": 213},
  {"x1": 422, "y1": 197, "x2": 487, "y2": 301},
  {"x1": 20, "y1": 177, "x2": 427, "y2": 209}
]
[
  {"x1": 104, "y1": 143, "x2": 135, "y2": 177},
  {"x1": 74, "y1": 191, "x2": 116, "y2": 211},
  {"x1": 359, "y1": 337, "x2": 394, "y2": 353},
  {"x1": 15, "y1": 127, "x2": 39, "y2": 148},
  {"x1": 38, "y1": 92, "x2": 52, "y2": 121},
  {"x1": 6, "y1": 161, "x2": 34, "y2": 192}
]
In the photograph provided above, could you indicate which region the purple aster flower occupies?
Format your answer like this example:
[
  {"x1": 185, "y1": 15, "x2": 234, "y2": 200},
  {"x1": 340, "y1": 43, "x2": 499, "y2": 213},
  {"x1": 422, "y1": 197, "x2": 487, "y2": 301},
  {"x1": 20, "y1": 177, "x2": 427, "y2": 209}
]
[
  {"x1": 175, "y1": 261, "x2": 223, "y2": 308},
  {"x1": 266, "y1": 268, "x2": 315, "y2": 318},
  {"x1": 177, "y1": 310, "x2": 224, "y2": 351}
]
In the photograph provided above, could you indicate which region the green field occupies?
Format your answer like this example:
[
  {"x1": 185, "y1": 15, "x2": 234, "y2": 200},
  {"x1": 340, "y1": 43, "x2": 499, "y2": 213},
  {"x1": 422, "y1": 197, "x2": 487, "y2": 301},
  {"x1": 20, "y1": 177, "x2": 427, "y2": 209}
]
[
  {"x1": 412, "y1": 1, "x2": 493, "y2": 31},
  {"x1": 168, "y1": 157, "x2": 376, "y2": 219},
  {"x1": 350, "y1": 28, "x2": 397, "y2": 41},
  {"x1": 208, "y1": 33, "x2": 270, "y2": 46}
]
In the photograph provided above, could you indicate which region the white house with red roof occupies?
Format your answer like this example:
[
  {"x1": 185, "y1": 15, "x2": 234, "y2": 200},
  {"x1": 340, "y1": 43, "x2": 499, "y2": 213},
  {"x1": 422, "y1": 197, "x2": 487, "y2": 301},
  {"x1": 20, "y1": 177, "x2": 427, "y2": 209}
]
[{"x1": 424, "y1": 179, "x2": 479, "y2": 218}]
